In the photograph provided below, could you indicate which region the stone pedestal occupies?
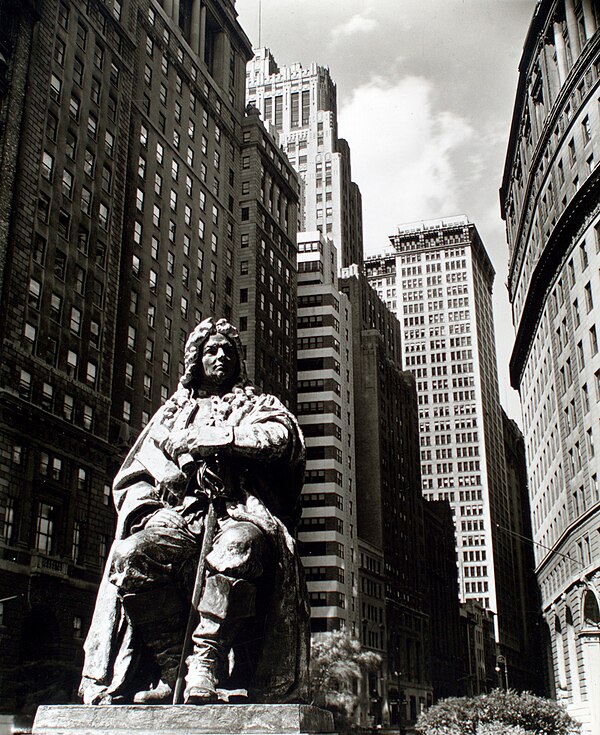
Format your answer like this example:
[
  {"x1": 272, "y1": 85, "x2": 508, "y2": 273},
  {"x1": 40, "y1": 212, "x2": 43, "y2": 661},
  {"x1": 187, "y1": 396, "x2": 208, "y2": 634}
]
[{"x1": 32, "y1": 704, "x2": 335, "y2": 735}]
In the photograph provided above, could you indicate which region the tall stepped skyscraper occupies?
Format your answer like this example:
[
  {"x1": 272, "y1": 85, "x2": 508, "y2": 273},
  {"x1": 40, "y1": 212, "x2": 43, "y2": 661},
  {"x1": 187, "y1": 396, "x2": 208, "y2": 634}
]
[
  {"x1": 366, "y1": 217, "x2": 542, "y2": 691},
  {"x1": 246, "y1": 48, "x2": 364, "y2": 269}
]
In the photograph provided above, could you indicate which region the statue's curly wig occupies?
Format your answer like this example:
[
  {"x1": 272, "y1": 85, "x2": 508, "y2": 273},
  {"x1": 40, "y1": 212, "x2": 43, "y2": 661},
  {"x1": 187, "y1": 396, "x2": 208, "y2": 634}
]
[{"x1": 179, "y1": 317, "x2": 250, "y2": 390}]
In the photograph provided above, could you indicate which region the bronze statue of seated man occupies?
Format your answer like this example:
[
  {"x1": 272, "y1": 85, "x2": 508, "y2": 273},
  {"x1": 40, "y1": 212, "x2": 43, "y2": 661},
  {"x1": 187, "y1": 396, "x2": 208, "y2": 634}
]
[{"x1": 80, "y1": 318, "x2": 309, "y2": 706}]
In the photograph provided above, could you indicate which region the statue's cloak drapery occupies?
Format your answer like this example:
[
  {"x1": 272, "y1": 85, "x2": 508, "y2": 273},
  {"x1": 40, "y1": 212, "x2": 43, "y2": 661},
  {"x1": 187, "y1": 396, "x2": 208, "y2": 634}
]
[{"x1": 80, "y1": 388, "x2": 309, "y2": 703}]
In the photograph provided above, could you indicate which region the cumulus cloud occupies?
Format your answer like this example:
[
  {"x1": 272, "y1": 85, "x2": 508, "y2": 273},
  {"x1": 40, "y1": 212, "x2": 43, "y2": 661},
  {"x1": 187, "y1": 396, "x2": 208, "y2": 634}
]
[
  {"x1": 338, "y1": 76, "x2": 474, "y2": 252},
  {"x1": 330, "y1": 12, "x2": 379, "y2": 44}
]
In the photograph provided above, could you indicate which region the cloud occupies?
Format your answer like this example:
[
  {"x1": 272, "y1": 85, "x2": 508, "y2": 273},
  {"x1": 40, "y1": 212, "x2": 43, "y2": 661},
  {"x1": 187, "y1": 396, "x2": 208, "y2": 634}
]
[
  {"x1": 330, "y1": 12, "x2": 379, "y2": 44},
  {"x1": 338, "y1": 76, "x2": 474, "y2": 252}
]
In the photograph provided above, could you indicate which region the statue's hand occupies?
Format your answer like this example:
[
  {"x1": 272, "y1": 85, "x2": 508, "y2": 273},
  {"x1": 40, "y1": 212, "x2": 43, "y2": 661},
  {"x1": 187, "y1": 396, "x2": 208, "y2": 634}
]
[
  {"x1": 187, "y1": 426, "x2": 233, "y2": 457},
  {"x1": 163, "y1": 429, "x2": 190, "y2": 459},
  {"x1": 144, "y1": 508, "x2": 187, "y2": 530}
]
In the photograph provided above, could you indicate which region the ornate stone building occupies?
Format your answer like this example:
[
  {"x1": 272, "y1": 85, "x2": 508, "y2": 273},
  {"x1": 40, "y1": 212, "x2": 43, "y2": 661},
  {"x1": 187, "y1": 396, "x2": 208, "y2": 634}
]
[{"x1": 500, "y1": 1, "x2": 599, "y2": 731}]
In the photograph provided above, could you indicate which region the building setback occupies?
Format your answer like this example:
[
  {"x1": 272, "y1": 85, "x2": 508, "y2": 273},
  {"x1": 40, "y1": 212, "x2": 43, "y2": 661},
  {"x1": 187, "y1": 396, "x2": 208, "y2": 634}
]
[
  {"x1": 246, "y1": 48, "x2": 364, "y2": 269},
  {"x1": 340, "y1": 266, "x2": 431, "y2": 730},
  {"x1": 500, "y1": 0, "x2": 599, "y2": 730},
  {"x1": 365, "y1": 218, "x2": 540, "y2": 692},
  {"x1": 295, "y1": 231, "x2": 357, "y2": 635},
  {"x1": 0, "y1": 0, "x2": 265, "y2": 715}
]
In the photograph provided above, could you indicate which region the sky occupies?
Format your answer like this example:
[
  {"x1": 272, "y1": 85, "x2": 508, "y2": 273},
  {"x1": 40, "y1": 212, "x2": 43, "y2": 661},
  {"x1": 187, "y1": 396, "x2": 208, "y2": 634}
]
[{"x1": 236, "y1": 0, "x2": 537, "y2": 424}]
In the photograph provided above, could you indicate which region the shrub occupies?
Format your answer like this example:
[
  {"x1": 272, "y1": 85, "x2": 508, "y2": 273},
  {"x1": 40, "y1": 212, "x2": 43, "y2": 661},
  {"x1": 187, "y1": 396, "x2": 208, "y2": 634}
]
[{"x1": 415, "y1": 689, "x2": 581, "y2": 735}]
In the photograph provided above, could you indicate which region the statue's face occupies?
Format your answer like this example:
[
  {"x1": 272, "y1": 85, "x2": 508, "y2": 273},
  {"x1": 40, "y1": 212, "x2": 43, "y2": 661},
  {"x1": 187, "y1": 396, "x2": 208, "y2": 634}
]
[{"x1": 200, "y1": 333, "x2": 238, "y2": 388}]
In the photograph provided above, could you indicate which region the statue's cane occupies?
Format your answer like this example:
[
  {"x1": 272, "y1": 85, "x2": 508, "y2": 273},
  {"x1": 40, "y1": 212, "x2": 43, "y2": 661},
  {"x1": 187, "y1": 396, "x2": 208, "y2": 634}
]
[{"x1": 172, "y1": 456, "x2": 222, "y2": 705}]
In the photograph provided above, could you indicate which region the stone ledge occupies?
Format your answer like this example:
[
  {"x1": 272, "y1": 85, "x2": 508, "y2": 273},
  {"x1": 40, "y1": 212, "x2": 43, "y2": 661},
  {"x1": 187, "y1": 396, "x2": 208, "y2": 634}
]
[{"x1": 32, "y1": 704, "x2": 335, "y2": 735}]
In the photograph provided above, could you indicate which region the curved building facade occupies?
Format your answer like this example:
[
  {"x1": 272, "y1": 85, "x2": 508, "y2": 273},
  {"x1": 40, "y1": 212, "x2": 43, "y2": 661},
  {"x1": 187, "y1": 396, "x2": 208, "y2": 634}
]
[{"x1": 500, "y1": 1, "x2": 599, "y2": 731}]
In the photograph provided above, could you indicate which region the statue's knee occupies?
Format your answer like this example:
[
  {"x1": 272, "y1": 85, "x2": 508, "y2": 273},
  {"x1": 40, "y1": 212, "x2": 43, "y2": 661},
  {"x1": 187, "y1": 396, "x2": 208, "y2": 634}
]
[
  {"x1": 206, "y1": 523, "x2": 266, "y2": 579},
  {"x1": 109, "y1": 534, "x2": 147, "y2": 588}
]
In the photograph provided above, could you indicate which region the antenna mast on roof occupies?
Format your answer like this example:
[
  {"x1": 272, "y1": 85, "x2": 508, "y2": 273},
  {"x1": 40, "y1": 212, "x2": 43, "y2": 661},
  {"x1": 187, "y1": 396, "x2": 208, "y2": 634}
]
[{"x1": 258, "y1": 0, "x2": 262, "y2": 47}]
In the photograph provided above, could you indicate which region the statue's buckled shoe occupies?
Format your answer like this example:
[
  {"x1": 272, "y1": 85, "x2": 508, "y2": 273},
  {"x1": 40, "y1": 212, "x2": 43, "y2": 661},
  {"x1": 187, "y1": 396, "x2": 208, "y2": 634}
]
[{"x1": 184, "y1": 669, "x2": 218, "y2": 704}]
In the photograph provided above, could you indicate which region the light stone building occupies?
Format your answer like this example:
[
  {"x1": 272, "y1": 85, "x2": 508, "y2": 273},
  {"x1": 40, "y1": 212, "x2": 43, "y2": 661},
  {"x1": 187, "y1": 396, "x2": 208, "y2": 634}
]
[
  {"x1": 245, "y1": 48, "x2": 364, "y2": 269},
  {"x1": 500, "y1": 0, "x2": 599, "y2": 730},
  {"x1": 296, "y1": 231, "x2": 358, "y2": 635}
]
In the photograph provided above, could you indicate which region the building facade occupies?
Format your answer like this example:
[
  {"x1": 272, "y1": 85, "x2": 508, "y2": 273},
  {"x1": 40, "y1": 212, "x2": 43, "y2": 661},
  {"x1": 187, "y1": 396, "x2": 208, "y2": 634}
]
[
  {"x1": 0, "y1": 0, "x2": 265, "y2": 715},
  {"x1": 237, "y1": 108, "x2": 299, "y2": 407},
  {"x1": 365, "y1": 218, "x2": 540, "y2": 691},
  {"x1": 340, "y1": 266, "x2": 431, "y2": 730},
  {"x1": 295, "y1": 231, "x2": 358, "y2": 635},
  {"x1": 245, "y1": 48, "x2": 364, "y2": 269},
  {"x1": 422, "y1": 499, "x2": 464, "y2": 701},
  {"x1": 500, "y1": 1, "x2": 600, "y2": 730}
]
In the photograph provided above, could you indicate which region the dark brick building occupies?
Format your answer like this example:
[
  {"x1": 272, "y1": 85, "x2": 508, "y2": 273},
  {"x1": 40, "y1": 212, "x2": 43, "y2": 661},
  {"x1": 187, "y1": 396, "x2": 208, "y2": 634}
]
[
  {"x1": 339, "y1": 266, "x2": 430, "y2": 730},
  {"x1": 237, "y1": 108, "x2": 299, "y2": 408},
  {"x1": 0, "y1": 0, "x2": 264, "y2": 715}
]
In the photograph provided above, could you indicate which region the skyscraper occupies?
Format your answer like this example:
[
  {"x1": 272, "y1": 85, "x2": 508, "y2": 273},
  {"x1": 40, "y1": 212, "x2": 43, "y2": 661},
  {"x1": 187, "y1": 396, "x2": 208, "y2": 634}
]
[
  {"x1": 365, "y1": 217, "x2": 540, "y2": 690},
  {"x1": 500, "y1": 1, "x2": 599, "y2": 729},
  {"x1": 340, "y1": 266, "x2": 431, "y2": 728},
  {"x1": 295, "y1": 231, "x2": 357, "y2": 635},
  {"x1": 237, "y1": 108, "x2": 299, "y2": 408},
  {"x1": 246, "y1": 48, "x2": 364, "y2": 269}
]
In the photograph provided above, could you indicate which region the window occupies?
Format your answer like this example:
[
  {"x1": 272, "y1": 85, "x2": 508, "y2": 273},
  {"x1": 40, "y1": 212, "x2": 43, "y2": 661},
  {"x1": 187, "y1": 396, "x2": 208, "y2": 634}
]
[
  {"x1": 50, "y1": 293, "x2": 63, "y2": 321},
  {"x1": 76, "y1": 22, "x2": 87, "y2": 50},
  {"x1": 90, "y1": 320, "x2": 101, "y2": 348},
  {"x1": 19, "y1": 369, "x2": 32, "y2": 399},
  {"x1": 83, "y1": 404, "x2": 94, "y2": 430},
  {"x1": 1, "y1": 497, "x2": 16, "y2": 543},
  {"x1": 70, "y1": 306, "x2": 82, "y2": 334},
  {"x1": 28, "y1": 278, "x2": 41, "y2": 309},
  {"x1": 62, "y1": 169, "x2": 74, "y2": 198},
  {"x1": 58, "y1": 2, "x2": 69, "y2": 28},
  {"x1": 63, "y1": 394, "x2": 74, "y2": 421},
  {"x1": 40, "y1": 382, "x2": 53, "y2": 411},
  {"x1": 123, "y1": 400, "x2": 131, "y2": 422},
  {"x1": 67, "y1": 350, "x2": 78, "y2": 377},
  {"x1": 73, "y1": 57, "x2": 84, "y2": 86},
  {"x1": 50, "y1": 74, "x2": 62, "y2": 102},
  {"x1": 41, "y1": 151, "x2": 54, "y2": 180},
  {"x1": 584, "y1": 282, "x2": 593, "y2": 312},
  {"x1": 35, "y1": 503, "x2": 55, "y2": 553},
  {"x1": 84, "y1": 148, "x2": 95, "y2": 176},
  {"x1": 87, "y1": 112, "x2": 97, "y2": 138},
  {"x1": 103, "y1": 130, "x2": 114, "y2": 158},
  {"x1": 81, "y1": 187, "x2": 92, "y2": 215},
  {"x1": 162, "y1": 350, "x2": 170, "y2": 374},
  {"x1": 54, "y1": 250, "x2": 67, "y2": 280},
  {"x1": 127, "y1": 325, "x2": 136, "y2": 349},
  {"x1": 101, "y1": 166, "x2": 112, "y2": 193},
  {"x1": 99, "y1": 203, "x2": 109, "y2": 230},
  {"x1": 58, "y1": 209, "x2": 71, "y2": 238},
  {"x1": 86, "y1": 361, "x2": 97, "y2": 386}
]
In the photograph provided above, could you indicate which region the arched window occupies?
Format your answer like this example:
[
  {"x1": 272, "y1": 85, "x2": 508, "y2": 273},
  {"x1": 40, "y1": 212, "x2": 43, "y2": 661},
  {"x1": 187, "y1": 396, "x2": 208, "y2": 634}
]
[
  {"x1": 583, "y1": 590, "x2": 600, "y2": 628},
  {"x1": 555, "y1": 615, "x2": 568, "y2": 691},
  {"x1": 565, "y1": 606, "x2": 580, "y2": 701}
]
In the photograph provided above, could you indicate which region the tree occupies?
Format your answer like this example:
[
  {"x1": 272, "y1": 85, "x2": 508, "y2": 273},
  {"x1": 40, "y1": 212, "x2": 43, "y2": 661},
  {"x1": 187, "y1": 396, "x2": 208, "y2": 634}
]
[
  {"x1": 309, "y1": 630, "x2": 381, "y2": 734},
  {"x1": 415, "y1": 689, "x2": 581, "y2": 735}
]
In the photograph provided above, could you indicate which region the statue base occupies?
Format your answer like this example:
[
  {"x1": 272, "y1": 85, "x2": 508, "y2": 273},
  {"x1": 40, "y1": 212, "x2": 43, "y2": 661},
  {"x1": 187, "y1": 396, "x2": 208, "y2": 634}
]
[{"x1": 32, "y1": 704, "x2": 335, "y2": 735}]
